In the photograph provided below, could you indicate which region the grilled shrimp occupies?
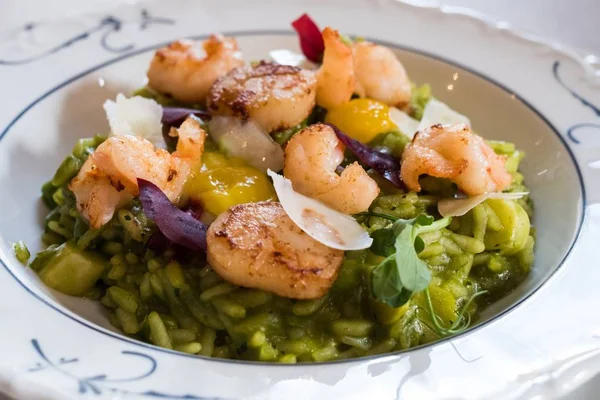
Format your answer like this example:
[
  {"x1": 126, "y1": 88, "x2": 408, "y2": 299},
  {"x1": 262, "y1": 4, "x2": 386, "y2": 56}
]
[
  {"x1": 206, "y1": 201, "x2": 344, "y2": 299},
  {"x1": 207, "y1": 61, "x2": 316, "y2": 133},
  {"x1": 70, "y1": 117, "x2": 206, "y2": 228},
  {"x1": 400, "y1": 124, "x2": 512, "y2": 195},
  {"x1": 283, "y1": 123, "x2": 379, "y2": 214},
  {"x1": 352, "y1": 41, "x2": 412, "y2": 107},
  {"x1": 315, "y1": 27, "x2": 412, "y2": 108},
  {"x1": 315, "y1": 27, "x2": 355, "y2": 109},
  {"x1": 147, "y1": 35, "x2": 244, "y2": 105},
  {"x1": 68, "y1": 161, "x2": 134, "y2": 230}
]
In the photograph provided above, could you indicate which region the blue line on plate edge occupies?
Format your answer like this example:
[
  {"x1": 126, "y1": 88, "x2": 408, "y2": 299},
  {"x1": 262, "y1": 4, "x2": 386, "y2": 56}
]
[{"x1": 0, "y1": 30, "x2": 588, "y2": 369}]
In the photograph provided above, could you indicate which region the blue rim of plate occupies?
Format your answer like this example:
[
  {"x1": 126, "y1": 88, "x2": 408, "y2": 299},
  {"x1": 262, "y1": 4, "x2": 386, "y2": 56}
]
[{"x1": 0, "y1": 30, "x2": 587, "y2": 366}]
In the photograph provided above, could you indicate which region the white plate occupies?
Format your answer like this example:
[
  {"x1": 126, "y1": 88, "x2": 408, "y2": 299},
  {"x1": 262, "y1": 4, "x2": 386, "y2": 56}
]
[{"x1": 0, "y1": 1, "x2": 599, "y2": 399}]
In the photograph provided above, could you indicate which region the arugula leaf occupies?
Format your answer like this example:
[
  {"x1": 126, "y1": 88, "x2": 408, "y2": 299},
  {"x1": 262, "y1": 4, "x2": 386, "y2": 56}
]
[{"x1": 371, "y1": 255, "x2": 413, "y2": 307}]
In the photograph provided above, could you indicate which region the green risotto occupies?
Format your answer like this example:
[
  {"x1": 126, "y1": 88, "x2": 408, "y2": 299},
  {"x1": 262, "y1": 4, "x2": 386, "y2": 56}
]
[{"x1": 19, "y1": 86, "x2": 534, "y2": 363}]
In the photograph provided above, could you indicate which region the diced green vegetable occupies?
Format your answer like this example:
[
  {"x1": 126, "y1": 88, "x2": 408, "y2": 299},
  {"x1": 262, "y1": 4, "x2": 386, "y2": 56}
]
[
  {"x1": 37, "y1": 241, "x2": 107, "y2": 296},
  {"x1": 12, "y1": 241, "x2": 30, "y2": 264}
]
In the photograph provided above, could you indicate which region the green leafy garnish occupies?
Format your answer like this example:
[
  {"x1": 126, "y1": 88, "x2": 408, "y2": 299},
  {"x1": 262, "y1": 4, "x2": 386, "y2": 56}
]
[
  {"x1": 371, "y1": 255, "x2": 413, "y2": 307},
  {"x1": 394, "y1": 227, "x2": 431, "y2": 292},
  {"x1": 370, "y1": 216, "x2": 407, "y2": 256},
  {"x1": 370, "y1": 228, "x2": 397, "y2": 257},
  {"x1": 370, "y1": 215, "x2": 451, "y2": 307}
]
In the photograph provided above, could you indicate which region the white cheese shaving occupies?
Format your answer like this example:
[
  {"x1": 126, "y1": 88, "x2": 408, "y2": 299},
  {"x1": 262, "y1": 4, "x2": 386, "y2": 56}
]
[
  {"x1": 267, "y1": 170, "x2": 373, "y2": 251},
  {"x1": 438, "y1": 192, "x2": 529, "y2": 217},
  {"x1": 417, "y1": 98, "x2": 471, "y2": 132},
  {"x1": 389, "y1": 107, "x2": 420, "y2": 139},
  {"x1": 103, "y1": 94, "x2": 164, "y2": 146},
  {"x1": 269, "y1": 49, "x2": 317, "y2": 69}
]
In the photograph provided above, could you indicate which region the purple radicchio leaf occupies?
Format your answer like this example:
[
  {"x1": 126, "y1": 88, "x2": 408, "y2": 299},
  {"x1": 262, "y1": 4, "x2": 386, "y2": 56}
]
[
  {"x1": 161, "y1": 107, "x2": 211, "y2": 129},
  {"x1": 291, "y1": 14, "x2": 324, "y2": 63},
  {"x1": 138, "y1": 178, "x2": 207, "y2": 252},
  {"x1": 147, "y1": 208, "x2": 202, "y2": 252},
  {"x1": 326, "y1": 123, "x2": 405, "y2": 188}
]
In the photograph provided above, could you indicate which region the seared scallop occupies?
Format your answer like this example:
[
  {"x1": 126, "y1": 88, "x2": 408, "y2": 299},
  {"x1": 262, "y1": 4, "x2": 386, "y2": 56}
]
[
  {"x1": 207, "y1": 61, "x2": 317, "y2": 133},
  {"x1": 206, "y1": 201, "x2": 343, "y2": 299}
]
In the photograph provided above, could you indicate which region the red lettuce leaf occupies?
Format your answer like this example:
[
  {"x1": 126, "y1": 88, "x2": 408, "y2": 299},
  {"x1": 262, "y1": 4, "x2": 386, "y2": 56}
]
[
  {"x1": 161, "y1": 107, "x2": 211, "y2": 129},
  {"x1": 291, "y1": 14, "x2": 324, "y2": 63},
  {"x1": 327, "y1": 123, "x2": 405, "y2": 188},
  {"x1": 138, "y1": 178, "x2": 207, "y2": 252}
]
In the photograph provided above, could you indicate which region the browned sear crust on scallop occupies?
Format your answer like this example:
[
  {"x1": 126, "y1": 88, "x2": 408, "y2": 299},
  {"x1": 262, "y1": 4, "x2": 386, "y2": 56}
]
[
  {"x1": 207, "y1": 61, "x2": 317, "y2": 133},
  {"x1": 206, "y1": 201, "x2": 343, "y2": 299}
]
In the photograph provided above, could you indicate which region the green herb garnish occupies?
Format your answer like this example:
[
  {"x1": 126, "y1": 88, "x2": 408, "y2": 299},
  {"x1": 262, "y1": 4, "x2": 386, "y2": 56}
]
[
  {"x1": 370, "y1": 215, "x2": 451, "y2": 307},
  {"x1": 423, "y1": 288, "x2": 487, "y2": 336}
]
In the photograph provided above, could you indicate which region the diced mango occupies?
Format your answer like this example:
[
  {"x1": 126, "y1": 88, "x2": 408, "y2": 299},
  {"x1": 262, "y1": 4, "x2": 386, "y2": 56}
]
[
  {"x1": 325, "y1": 98, "x2": 396, "y2": 143},
  {"x1": 185, "y1": 152, "x2": 276, "y2": 215}
]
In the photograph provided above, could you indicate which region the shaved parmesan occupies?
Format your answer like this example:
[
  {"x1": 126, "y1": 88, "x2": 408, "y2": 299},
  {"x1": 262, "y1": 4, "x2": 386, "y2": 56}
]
[
  {"x1": 268, "y1": 170, "x2": 372, "y2": 250},
  {"x1": 417, "y1": 98, "x2": 471, "y2": 131},
  {"x1": 389, "y1": 107, "x2": 420, "y2": 139},
  {"x1": 103, "y1": 94, "x2": 164, "y2": 146},
  {"x1": 438, "y1": 192, "x2": 529, "y2": 217},
  {"x1": 269, "y1": 49, "x2": 314, "y2": 68},
  {"x1": 208, "y1": 116, "x2": 284, "y2": 172}
]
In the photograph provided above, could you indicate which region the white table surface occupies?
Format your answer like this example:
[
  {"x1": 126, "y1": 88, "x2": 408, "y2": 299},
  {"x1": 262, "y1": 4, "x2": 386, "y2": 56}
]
[{"x1": 0, "y1": 1, "x2": 598, "y2": 399}]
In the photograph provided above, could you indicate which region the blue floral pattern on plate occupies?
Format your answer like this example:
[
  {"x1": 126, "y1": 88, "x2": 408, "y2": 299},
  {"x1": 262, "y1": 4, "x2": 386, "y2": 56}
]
[
  {"x1": 27, "y1": 339, "x2": 222, "y2": 399},
  {"x1": 553, "y1": 61, "x2": 600, "y2": 144},
  {"x1": 0, "y1": 10, "x2": 174, "y2": 66}
]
